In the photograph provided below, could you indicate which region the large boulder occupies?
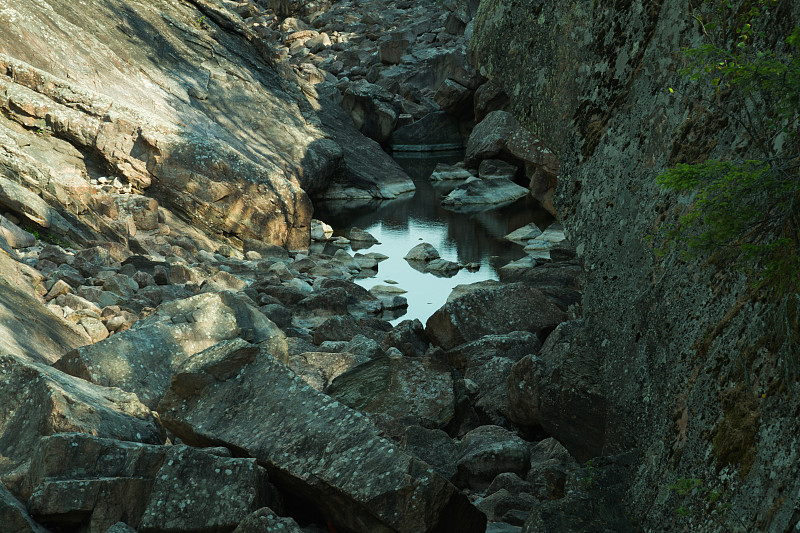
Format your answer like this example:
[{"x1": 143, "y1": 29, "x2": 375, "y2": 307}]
[
  {"x1": 0, "y1": 249, "x2": 89, "y2": 364},
  {"x1": 23, "y1": 434, "x2": 277, "y2": 532},
  {"x1": 340, "y1": 80, "x2": 400, "y2": 144},
  {"x1": 0, "y1": 354, "x2": 163, "y2": 490},
  {"x1": 426, "y1": 282, "x2": 566, "y2": 350},
  {"x1": 440, "y1": 177, "x2": 529, "y2": 209},
  {"x1": 464, "y1": 111, "x2": 520, "y2": 167},
  {"x1": 157, "y1": 347, "x2": 486, "y2": 533},
  {"x1": 327, "y1": 356, "x2": 464, "y2": 434},
  {"x1": 506, "y1": 320, "x2": 606, "y2": 462},
  {"x1": 54, "y1": 291, "x2": 287, "y2": 408}
]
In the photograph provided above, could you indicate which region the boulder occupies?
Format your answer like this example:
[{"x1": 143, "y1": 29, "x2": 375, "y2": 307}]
[
  {"x1": 391, "y1": 111, "x2": 463, "y2": 152},
  {"x1": 0, "y1": 482, "x2": 49, "y2": 533},
  {"x1": 441, "y1": 177, "x2": 529, "y2": 208},
  {"x1": 506, "y1": 320, "x2": 606, "y2": 462},
  {"x1": 426, "y1": 282, "x2": 566, "y2": 350},
  {"x1": 327, "y1": 356, "x2": 463, "y2": 433},
  {"x1": 401, "y1": 425, "x2": 460, "y2": 480},
  {"x1": 157, "y1": 345, "x2": 486, "y2": 533},
  {"x1": 54, "y1": 291, "x2": 287, "y2": 408},
  {"x1": 464, "y1": 111, "x2": 520, "y2": 166},
  {"x1": 0, "y1": 249, "x2": 88, "y2": 364},
  {"x1": 382, "y1": 319, "x2": 429, "y2": 357},
  {"x1": 404, "y1": 242, "x2": 440, "y2": 262},
  {"x1": 313, "y1": 315, "x2": 392, "y2": 344},
  {"x1": 288, "y1": 351, "x2": 370, "y2": 391},
  {"x1": 0, "y1": 354, "x2": 163, "y2": 487},
  {"x1": 453, "y1": 425, "x2": 532, "y2": 491},
  {"x1": 340, "y1": 80, "x2": 399, "y2": 144},
  {"x1": 24, "y1": 434, "x2": 276, "y2": 532},
  {"x1": 473, "y1": 81, "x2": 511, "y2": 123},
  {"x1": 429, "y1": 163, "x2": 474, "y2": 181},
  {"x1": 233, "y1": 508, "x2": 304, "y2": 533},
  {"x1": 0, "y1": 215, "x2": 35, "y2": 248}
]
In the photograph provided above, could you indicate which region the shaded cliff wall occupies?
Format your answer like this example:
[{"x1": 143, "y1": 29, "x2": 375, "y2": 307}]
[{"x1": 471, "y1": 0, "x2": 800, "y2": 530}]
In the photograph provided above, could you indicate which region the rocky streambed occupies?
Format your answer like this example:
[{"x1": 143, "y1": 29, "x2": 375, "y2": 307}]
[{"x1": 0, "y1": 0, "x2": 642, "y2": 530}]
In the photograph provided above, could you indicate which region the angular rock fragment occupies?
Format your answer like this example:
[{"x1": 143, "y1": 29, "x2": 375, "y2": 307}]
[
  {"x1": 426, "y1": 282, "x2": 566, "y2": 350},
  {"x1": 327, "y1": 356, "x2": 463, "y2": 433},
  {"x1": 158, "y1": 349, "x2": 485, "y2": 533},
  {"x1": 0, "y1": 354, "x2": 163, "y2": 485},
  {"x1": 54, "y1": 291, "x2": 287, "y2": 408},
  {"x1": 23, "y1": 434, "x2": 275, "y2": 533}
]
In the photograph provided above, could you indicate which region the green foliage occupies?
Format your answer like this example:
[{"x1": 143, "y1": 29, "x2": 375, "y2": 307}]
[
  {"x1": 657, "y1": 2, "x2": 800, "y2": 297},
  {"x1": 580, "y1": 459, "x2": 596, "y2": 488},
  {"x1": 666, "y1": 477, "x2": 745, "y2": 531}
]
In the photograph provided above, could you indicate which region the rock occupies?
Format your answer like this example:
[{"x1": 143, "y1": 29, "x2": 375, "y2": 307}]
[
  {"x1": 443, "y1": 331, "x2": 542, "y2": 371},
  {"x1": 347, "y1": 227, "x2": 379, "y2": 243},
  {"x1": 506, "y1": 320, "x2": 605, "y2": 462},
  {"x1": 479, "y1": 159, "x2": 519, "y2": 180},
  {"x1": 200, "y1": 270, "x2": 249, "y2": 292},
  {"x1": 44, "y1": 279, "x2": 72, "y2": 302},
  {"x1": 473, "y1": 81, "x2": 510, "y2": 123},
  {"x1": 379, "y1": 32, "x2": 411, "y2": 64},
  {"x1": 391, "y1": 111, "x2": 463, "y2": 152},
  {"x1": 464, "y1": 111, "x2": 521, "y2": 167},
  {"x1": 312, "y1": 315, "x2": 392, "y2": 344},
  {"x1": 401, "y1": 425, "x2": 460, "y2": 480},
  {"x1": 310, "y1": 219, "x2": 333, "y2": 241},
  {"x1": 24, "y1": 434, "x2": 276, "y2": 532},
  {"x1": 429, "y1": 163, "x2": 474, "y2": 181},
  {"x1": 434, "y1": 78, "x2": 473, "y2": 115},
  {"x1": 288, "y1": 351, "x2": 370, "y2": 391},
  {"x1": 0, "y1": 215, "x2": 35, "y2": 248},
  {"x1": 243, "y1": 239, "x2": 290, "y2": 260},
  {"x1": 54, "y1": 291, "x2": 287, "y2": 408},
  {"x1": 0, "y1": 354, "x2": 163, "y2": 486},
  {"x1": 505, "y1": 223, "x2": 544, "y2": 245},
  {"x1": 475, "y1": 489, "x2": 535, "y2": 525},
  {"x1": 233, "y1": 508, "x2": 304, "y2": 533},
  {"x1": 0, "y1": 482, "x2": 49, "y2": 533},
  {"x1": 382, "y1": 319, "x2": 429, "y2": 357},
  {"x1": 157, "y1": 346, "x2": 486, "y2": 533},
  {"x1": 342, "y1": 334, "x2": 387, "y2": 360},
  {"x1": 426, "y1": 282, "x2": 566, "y2": 350},
  {"x1": 425, "y1": 258, "x2": 461, "y2": 274},
  {"x1": 453, "y1": 425, "x2": 531, "y2": 491},
  {"x1": 441, "y1": 177, "x2": 529, "y2": 209},
  {"x1": 340, "y1": 80, "x2": 399, "y2": 144},
  {"x1": 0, "y1": 250, "x2": 89, "y2": 364},
  {"x1": 404, "y1": 242, "x2": 440, "y2": 262},
  {"x1": 327, "y1": 356, "x2": 464, "y2": 434}
]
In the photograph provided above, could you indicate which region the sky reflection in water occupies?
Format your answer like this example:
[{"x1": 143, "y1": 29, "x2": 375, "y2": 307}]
[{"x1": 315, "y1": 151, "x2": 553, "y2": 325}]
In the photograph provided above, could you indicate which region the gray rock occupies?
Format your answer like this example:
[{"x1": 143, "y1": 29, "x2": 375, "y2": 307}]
[
  {"x1": 401, "y1": 425, "x2": 460, "y2": 480},
  {"x1": 288, "y1": 351, "x2": 370, "y2": 390},
  {"x1": 233, "y1": 508, "x2": 304, "y2": 533},
  {"x1": 0, "y1": 354, "x2": 163, "y2": 486},
  {"x1": 425, "y1": 282, "x2": 566, "y2": 350},
  {"x1": 453, "y1": 425, "x2": 532, "y2": 491},
  {"x1": 54, "y1": 291, "x2": 287, "y2": 408},
  {"x1": 24, "y1": 434, "x2": 276, "y2": 532},
  {"x1": 0, "y1": 482, "x2": 50, "y2": 533},
  {"x1": 464, "y1": 111, "x2": 520, "y2": 167},
  {"x1": 429, "y1": 163, "x2": 474, "y2": 181},
  {"x1": 0, "y1": 215, "x2": 36, "y2": 248},
  {"x1": 157, "y1": 346, "x2": 486, "y2": 533},
  {"x1": 327, "y1": 356, "x2": 463, "y2": 433},
  {"x1": 441, "y1": 177, "x2": 529, "y2": 208},
  {"x1": 404, "y1": 242, "x2": 440, "y2": 262}
]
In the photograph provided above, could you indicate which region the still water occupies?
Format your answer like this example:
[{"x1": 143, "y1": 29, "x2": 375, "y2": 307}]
[{"x1": 314, "y1": 152, "x2": 553, "y2": 325}]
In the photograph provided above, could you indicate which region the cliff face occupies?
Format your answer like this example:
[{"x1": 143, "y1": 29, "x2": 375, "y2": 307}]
[
  {"x1": 471, "y1": 0, "x2": 800, "y2": 530},
  {"x1": 0, "y1": 0, "x2": 412, "y2": 250}
]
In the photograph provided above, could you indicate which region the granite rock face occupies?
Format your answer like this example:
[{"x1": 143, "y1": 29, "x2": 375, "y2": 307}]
[
  {"x1": 471, "y1": 0, "x2": 800, "y2": 530},
  {"x1": 0, "y1": 0, "x2": 410, "y2": 250}
]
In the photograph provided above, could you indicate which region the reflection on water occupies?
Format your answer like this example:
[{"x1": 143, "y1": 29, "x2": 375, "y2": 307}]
[{"x1": 314, "y1": 151, "x2": 554, "y2": 325}]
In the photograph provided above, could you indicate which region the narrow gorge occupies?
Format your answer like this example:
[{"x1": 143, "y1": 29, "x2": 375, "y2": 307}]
[{"x1": 0, "y1": 0, "x2": 798, "y2": 532}]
